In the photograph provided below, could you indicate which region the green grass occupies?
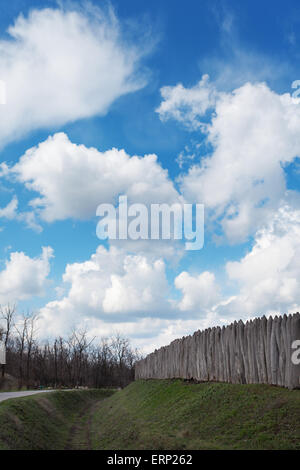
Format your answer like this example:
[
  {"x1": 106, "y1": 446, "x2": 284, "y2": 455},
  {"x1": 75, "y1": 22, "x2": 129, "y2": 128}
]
[
  {"x1": 89, "y1": 380, "x2": 300, "y2": 450},
  {"x1": 0, "y1": 380, "x2": 299, "y2": 450},
  {"x1": 0, "y1": 389, "x2": 115, "y2": 450}
]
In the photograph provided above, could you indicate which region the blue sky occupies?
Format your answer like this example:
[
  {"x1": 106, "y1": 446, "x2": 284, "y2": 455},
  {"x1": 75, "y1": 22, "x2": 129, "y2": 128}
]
[{"x1": 0, "y1": 0, "x2": 300, "y2": 352}]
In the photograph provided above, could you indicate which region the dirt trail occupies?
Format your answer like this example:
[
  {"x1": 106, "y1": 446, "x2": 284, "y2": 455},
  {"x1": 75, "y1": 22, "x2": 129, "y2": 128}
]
[{"x1": 65, "y1": 400, "x2": 102, "y2": 450}]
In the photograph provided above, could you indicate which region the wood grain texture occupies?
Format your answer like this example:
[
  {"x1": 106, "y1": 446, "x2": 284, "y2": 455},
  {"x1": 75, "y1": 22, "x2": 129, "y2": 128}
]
[{"x1": 135, "y1": 313, "x2": 300, "y2": 389}]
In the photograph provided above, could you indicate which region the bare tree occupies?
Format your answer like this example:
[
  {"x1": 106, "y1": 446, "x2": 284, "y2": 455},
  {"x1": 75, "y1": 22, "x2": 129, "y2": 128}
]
[
  {"x1": 68, "y1": 329, "x2": 95, "y2": 387},
  {"x1": 2, "y1": 324, "x2": 138, "y2": 390},
  {"x1": 111, "y1": 333, "x2": 136, "y2": 387},
  {"x1": 15, "y1": 315, "x2": 28, "y2": 389},
  {"x1": 25, "y1": 313, "x2": 39, "y2": 389},
  {"x1": 53, "y1": 339, "x2": 58, "y2": 387}
]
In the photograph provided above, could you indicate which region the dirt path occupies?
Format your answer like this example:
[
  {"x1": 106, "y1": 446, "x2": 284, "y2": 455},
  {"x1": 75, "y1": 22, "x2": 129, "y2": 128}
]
[{"x1": 65, "y1": 400, "x2": 102, "y2": 450}]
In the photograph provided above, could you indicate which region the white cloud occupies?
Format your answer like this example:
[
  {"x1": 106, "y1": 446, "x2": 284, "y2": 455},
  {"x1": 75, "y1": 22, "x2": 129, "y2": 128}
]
[
  {"x1": 0, "y1": 246, "x2": 53, "y2": 304},
  {"x1": 0, "y1": 196, "x2": 42, "y2": 232},
  {"x1": 0, "y1": 5, "x2": 148, "y2": 147},
  {"x1": 38, "y1": 245, "x2": 172, "y2": 338},
  {"x1": 156, "y1": 74, "x2": 218, "y2": 130},
  {"x1": 35, "y1": 244, "x2": 225, "y2": 349},
  {"x1": 38, "y1": 296, "x2": 228, "y2": 354},
  {"x1": 175, "y1": 270, "x2": 220, "y2": 311},
  {"x1": 160, "y1": 79, "x2": 300, "y2": 242},
  {"x1": 37, "y1": 310, "x2": 226, "y2": 354},
  {"x1": 84, "y1": 312, "x2": 226, "y2": 355},
  {"x1": 0, "y1": 163, "x2": 10, "y2": 177},
  {"x1": 109, "y1": 238, "x2": 185, "y2": 264},
  {"x1": 10, "y1": 132, "x2": 180, "y2": 222},
  {"x1": 217, "y1": 205, "x2": 300, "y2": 317},
  {"x1": 102, "y1": 256, "x2": 168, "y2": 313},
  {"x1": 0, "y1": 196, "x2": 18, "y2": 220}
]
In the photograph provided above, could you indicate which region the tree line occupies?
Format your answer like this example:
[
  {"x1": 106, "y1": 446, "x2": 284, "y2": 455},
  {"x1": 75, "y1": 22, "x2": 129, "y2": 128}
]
[{"x1": 0, "y1": 304, "x2": 141, "y2": 390}]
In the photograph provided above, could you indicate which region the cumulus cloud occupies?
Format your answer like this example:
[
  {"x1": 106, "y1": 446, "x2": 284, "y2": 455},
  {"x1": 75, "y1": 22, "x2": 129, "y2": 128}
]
[
  {"x1": 0, "y1": 196, "x2": 18, "y2": 220},
  {"x1": 175, "y1": 270, "x2": 220, "y2": 311},
  {"x1": 0, "y1": 5, "x2": 149, "y2": 147},
  {"x1": 159, "y1": 78, "x2": 300, "y2": 242},
  {"x1": 217, "y1": 205, "x2": 300, "y2": 318},
  {"x1": 9, "y1": 132, "x2": 180, "y2": 222},
  {"x1": 37, "y1": 280, "x2": 227, "y2": 353},
  {"x1": 35, "y1": 245, "x2": 224, "y2": 348},
  {"x1": 0, "y1": 246, "x2": 53, "y2": 304},
  {"x1": 109, "y1": 238, "x2": 185, "y2": 264},
  {"x1": 156, "y1": 74, "x2": 218, "y2": 130},
  {"x1": 38, "y1": 245, "x2": 172, "y2": 338},
  {"x1": 0, "y1": 195, "x2": 42, "y2": 232},
  {"x1": 79, "y1": 312, "x2": 226, "y2": 354},
  {"x1": 102, "y1": 256, "x2": 168, "y2": 313}
]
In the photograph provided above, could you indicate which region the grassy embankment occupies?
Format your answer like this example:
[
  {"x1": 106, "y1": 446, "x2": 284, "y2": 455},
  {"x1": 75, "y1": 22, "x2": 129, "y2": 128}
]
[
  {"x1": 0, "y1": 380, "x2": 299, "y2": 450},
  {"x1": 90, "y1": 379, "x2": 300, "y2": 450},
  {"x1": 0, "y1": 389, "x2": 115, "y2": 450}
]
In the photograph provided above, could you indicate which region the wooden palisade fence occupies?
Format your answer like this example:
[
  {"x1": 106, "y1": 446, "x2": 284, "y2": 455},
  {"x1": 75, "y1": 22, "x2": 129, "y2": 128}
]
[{"x1": 135, "y1": 313, "x2": 300, "y2": 389}]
